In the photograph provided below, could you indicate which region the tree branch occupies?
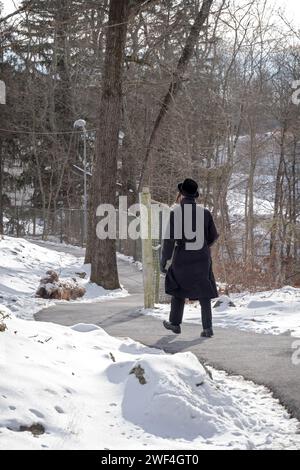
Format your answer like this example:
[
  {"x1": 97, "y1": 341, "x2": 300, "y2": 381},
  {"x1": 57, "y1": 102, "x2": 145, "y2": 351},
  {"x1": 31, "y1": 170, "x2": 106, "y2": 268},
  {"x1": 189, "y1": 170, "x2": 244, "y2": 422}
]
[
  {"x1": 0, "y1": 1, "x2": 33, "y2": 25},
  {"x1": 138, "y1": 0, "x2": 215, "y2": 191},
  {"x1": 129, "y1": 0, "x2": 159, "y2": 15}
]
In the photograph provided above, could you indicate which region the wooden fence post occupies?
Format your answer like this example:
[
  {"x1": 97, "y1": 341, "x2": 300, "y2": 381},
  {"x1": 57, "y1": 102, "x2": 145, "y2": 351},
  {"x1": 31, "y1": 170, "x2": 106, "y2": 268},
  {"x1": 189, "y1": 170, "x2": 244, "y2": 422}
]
[{"x1": 139, "y1": 187, "x2": 154, "y2": 309}]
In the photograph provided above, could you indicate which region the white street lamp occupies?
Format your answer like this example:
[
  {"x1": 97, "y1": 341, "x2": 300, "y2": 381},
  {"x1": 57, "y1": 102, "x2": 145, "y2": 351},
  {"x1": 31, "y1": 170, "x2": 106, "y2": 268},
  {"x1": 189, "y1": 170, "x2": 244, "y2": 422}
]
[
  {"x1": 119, "y1": 130, "x2": 125, "y2": 147},
  {"x1": 74, "y1": 119, "x2": 87, "y2": 130},
  {"x1": 74, "y1": 119, "x2": 88, "y2": 244}
]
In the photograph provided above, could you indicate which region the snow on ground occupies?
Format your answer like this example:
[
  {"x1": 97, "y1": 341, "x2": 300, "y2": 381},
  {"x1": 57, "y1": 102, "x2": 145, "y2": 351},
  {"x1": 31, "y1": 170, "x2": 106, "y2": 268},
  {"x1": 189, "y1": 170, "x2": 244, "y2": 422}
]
[
  {"x1": 1, "y1": 310, "x2": 300, "y2": 450},
  {"x1": 146, "y1": 287, "x2": 300, "y2": 338},
  {"x1": 0, "y1": 237, "x2": 128, "y2": 321},
  {"x1": 117, "y1": 253, "x2": 143, "y2": 271}
]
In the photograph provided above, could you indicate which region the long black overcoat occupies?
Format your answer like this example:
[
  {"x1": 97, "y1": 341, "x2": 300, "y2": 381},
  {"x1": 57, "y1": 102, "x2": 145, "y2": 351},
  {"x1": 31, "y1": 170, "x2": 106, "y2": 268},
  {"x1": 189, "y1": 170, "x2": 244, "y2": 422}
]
[{"x1": 161, "y1": 196, "x2": 219, "y2": 300}]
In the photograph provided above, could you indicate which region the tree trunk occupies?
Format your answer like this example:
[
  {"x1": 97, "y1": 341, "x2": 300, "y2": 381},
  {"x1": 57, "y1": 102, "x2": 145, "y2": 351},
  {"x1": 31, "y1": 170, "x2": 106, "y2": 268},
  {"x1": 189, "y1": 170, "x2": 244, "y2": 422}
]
[
  {"x1": 0, "y1": 137, "x2": 3, "y2": 236},
  {"x1": 245, "y1": 125, "x2": 257, "y2": 267},
  {"x1": 84, "y1": 192, "x2": 94, "y2": 264},
  {"x1": 270, "y1": 126, "x2": 286, "y2": 282},
  {"x1": 121, "y1": 98, "x2": 137, "y2": 206},
  {"x1": 89, "y1": 0, "x2": 131, "y2": 289}
]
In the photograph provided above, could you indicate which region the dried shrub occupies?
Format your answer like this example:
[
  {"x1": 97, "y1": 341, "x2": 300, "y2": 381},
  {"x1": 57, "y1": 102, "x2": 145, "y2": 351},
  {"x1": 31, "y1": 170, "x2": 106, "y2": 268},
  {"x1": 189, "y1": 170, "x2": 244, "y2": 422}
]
[
  {"x1": 213, "y1": 257, "x2": 280, "y2": 294},
  {"x1": 36, "y1": 270, "x2": 86, "y2": 301}
]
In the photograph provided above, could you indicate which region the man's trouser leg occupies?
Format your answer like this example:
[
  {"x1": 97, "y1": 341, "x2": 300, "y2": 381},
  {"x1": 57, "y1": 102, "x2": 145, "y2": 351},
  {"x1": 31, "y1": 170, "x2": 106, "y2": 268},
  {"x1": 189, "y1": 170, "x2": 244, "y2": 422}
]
[
  {"x1": 169, "y1": 297, "x2": 185, "y2": 325},
  {"x1": 200, "y1": 298, "x2": 212, "y2": 330}
]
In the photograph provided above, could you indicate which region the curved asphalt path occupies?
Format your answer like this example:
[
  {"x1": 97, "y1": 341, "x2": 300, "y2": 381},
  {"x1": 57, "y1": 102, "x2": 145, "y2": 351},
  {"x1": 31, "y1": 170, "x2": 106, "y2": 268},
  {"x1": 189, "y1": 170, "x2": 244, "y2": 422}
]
[{"x1": 34, "y1": 241, "x2": 300, "y2": 423}]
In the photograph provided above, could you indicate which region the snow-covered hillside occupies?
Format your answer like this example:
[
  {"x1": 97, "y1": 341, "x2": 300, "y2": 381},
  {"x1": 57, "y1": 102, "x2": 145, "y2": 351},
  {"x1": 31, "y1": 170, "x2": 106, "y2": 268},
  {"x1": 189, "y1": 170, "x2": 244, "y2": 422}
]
[
  {"x1": 227, "y1": 188, "x2": 274, "y2": 218},
  {"x1": 147, "y1": 287, "x2": 300, "y2": 338},
  {"x1": 0, "y1": 237, "x2": 128, "y2": 320},
  {"x1": 1, "y1": 310, "x2": 299, "y2": 450}
]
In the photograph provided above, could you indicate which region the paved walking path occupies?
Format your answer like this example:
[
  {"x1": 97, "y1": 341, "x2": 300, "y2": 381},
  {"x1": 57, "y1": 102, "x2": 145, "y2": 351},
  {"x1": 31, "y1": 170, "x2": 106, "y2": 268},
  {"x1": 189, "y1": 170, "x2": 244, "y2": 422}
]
[{"x1": 34, "y1": 242, "x2": 300, "y2": 422}]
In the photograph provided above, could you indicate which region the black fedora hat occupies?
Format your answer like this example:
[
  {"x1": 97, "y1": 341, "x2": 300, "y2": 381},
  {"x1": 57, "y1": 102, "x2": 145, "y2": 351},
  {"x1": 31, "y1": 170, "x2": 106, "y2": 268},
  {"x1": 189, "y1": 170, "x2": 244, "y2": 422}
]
[{"x1": 178, "y1": 178, "x2": 199, "y2": 198}]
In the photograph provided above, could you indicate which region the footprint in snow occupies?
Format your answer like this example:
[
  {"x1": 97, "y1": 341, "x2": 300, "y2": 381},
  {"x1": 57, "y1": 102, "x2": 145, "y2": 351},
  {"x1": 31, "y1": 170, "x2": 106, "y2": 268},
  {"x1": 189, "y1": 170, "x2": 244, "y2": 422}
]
[
  {"x1": 29, "y1": 409, "x2": 45, "y2": 419},
  {"x1": 44, "y1": 389, "x2": 57, "y2": 396},
  {"x1": 54, "y1": 406, "x2": 65, "y2": 414}
]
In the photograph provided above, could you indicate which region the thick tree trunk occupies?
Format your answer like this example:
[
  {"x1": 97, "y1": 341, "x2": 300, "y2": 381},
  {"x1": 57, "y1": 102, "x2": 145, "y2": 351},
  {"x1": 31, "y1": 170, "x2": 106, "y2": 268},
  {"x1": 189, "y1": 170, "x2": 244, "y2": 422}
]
[
  {"x1": 0, "y1": 137, "x2": 3, "y2": 236},
  {"x1": 89, "y1": 0, "x2": 131, "y2": 289}
]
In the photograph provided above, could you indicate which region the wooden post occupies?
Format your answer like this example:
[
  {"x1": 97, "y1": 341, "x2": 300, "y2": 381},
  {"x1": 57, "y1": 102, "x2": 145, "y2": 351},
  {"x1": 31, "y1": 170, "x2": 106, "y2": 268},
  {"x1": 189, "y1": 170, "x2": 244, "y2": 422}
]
[
  {"x1": 139, "y1": 187, "x2": 154, "y2": 309},
  {"x1": 152, "y1": 205, "x2": 162, "y2": 304},
  {"x1": 33, "y1": 209, "x2": 36, "y2": 238},
  {"x1": 153, "y1": 240, "x2": 161, "y2": 304}
]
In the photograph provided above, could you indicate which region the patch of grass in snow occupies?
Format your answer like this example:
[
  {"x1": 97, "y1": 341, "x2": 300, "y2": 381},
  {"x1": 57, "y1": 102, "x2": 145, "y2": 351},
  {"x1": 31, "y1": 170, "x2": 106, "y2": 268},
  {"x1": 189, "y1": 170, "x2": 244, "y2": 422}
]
[
  {"x1": 0, "y1": 309, "x2": 10, "y2": 332},
  {"x1": 130, "y1": 365, "x2": 147, "y2": 385}
]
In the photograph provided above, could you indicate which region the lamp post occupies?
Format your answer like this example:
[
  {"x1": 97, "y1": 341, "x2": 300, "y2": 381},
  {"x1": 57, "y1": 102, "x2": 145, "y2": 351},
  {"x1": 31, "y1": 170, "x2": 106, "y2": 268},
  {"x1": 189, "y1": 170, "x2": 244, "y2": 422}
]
[
  {"x1": 74, "y1": 119, "x2": 88, "y2": 244},
  {"x1": 0, "y1": 80, "x2": 6, "y2": 105},
  {"x1": 71, "y1": 125, "x2": 123, "y2": 244}
]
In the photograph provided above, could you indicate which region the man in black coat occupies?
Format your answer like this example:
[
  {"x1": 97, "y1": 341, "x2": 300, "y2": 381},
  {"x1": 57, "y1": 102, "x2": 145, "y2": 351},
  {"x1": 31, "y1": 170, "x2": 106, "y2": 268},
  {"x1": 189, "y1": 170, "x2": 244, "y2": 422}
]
[{"x1": 160, "y1": 178, "x2": 219, "y2": 338}]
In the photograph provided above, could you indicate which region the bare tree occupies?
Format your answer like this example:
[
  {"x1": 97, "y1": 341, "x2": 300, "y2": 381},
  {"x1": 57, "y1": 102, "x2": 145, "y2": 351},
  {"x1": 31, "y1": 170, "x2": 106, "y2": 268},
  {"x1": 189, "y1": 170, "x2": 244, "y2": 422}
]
[
  {"x1": 138, "y1": 0, "x2": 215, "y2": 192},
  {"x1": 89, "y1": 0, "x2": 159, "y2": 288}
]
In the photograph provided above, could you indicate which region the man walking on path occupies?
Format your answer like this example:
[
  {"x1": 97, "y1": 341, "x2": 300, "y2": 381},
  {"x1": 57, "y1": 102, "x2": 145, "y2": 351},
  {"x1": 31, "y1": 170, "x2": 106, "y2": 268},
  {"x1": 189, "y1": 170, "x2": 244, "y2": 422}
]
[{"x1": 160, "y1": 178, "x2": 219, "y2": 338}]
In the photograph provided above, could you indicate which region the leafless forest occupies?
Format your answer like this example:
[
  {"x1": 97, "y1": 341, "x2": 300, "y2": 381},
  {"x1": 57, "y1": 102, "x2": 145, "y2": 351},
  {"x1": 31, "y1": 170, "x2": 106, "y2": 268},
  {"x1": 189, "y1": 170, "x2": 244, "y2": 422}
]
[{"x1": 0, "y1": 0, "x2": 299, "y2": 292}]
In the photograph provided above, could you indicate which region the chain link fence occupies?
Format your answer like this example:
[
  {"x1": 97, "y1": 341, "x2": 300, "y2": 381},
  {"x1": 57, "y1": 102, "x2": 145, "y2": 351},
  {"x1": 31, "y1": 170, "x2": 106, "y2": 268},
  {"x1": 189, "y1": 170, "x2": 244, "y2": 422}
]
[{"x1": 3, "y1": 206, "x2": 85, "y2": 246}]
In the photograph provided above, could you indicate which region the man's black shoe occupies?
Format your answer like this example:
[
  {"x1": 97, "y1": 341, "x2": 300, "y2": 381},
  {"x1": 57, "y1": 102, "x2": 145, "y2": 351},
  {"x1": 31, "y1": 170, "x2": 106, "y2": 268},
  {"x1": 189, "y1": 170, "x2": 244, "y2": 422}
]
[
  {"x1": 163, "y1": 321, "x2": 181, "y2": 335},
  {"x1": 201, "y1": 328, "x2": 214, "y2": 338}
]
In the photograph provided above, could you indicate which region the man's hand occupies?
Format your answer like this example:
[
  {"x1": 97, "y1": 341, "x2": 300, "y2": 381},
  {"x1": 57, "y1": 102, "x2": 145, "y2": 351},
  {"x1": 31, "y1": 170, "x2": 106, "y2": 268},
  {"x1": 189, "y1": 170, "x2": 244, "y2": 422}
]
[{"x1": 160, "y1": 259, "x2": 168, "y2": 274}]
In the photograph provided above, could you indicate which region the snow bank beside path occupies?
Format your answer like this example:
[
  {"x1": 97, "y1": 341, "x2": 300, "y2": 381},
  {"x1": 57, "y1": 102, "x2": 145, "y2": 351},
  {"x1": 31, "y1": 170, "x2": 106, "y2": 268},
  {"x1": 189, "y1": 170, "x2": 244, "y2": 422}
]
[
  {"x1": 0, "y1": 311, "x2": 300, "y2": 450},
  {"x1": 0, "y1": 237, "x2": 128, "y2": 320}
]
